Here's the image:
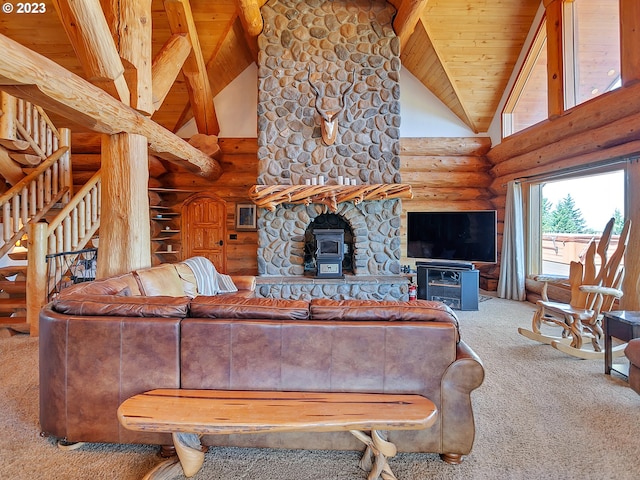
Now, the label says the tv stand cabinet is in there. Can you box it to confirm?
[416,263,479,311]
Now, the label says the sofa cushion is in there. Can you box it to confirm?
[173,262,199,298]
[57,273,141,297]
[133,264,185,296]
[52,295,190,318]
[310,299,459,324]
[189,296,310,320]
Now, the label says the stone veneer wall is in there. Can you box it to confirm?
[256,0,404,289]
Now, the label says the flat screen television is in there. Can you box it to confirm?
[407,210,497,263]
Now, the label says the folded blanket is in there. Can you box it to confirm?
[182,256,237,295]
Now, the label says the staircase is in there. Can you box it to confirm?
[0,93,100,335]
[0,265,27,335]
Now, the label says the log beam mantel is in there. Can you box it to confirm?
[249,184,413,212]
[0,33,222,180]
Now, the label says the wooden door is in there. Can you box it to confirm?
[181,193,227,272]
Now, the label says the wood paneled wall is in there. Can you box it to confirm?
[399,137,499,289]
[157,138,260,275]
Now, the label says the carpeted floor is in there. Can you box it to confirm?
[1,294,639,479]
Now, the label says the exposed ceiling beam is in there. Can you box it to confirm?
[164,0,219,135]
[393,0,430,51]
[113,0,154,115]
[174,14,256,134]
[151,34,192,113]
[0,33,221,179]
[235,0,266,37]
[52,0,130,106]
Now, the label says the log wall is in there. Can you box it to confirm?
[155,137,259,275]
[488,82,640,308]
[69,135,503,283]
[399,137,499,290]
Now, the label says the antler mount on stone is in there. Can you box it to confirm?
[308,68,355,145]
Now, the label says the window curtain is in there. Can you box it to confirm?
[497,181,526,300]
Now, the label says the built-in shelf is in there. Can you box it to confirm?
[248,184,413,212]
[149,187,189,264]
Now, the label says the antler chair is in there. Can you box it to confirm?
[518,217,632,359]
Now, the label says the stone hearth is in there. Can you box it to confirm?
[255,274,409,301]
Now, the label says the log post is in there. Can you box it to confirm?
[117,0,154,114]
[59,128,72,202]
[544,0,565,118]
[27,221,48,336]
[620,0,640,86]
[97,133,151,278]
[621,158,640,310]
[0,92,17,140]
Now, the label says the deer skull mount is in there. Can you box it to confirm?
[308,68,355,145]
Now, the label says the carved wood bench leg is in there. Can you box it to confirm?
[351,429,398,480]
[142,457,182,480]
[172,432,205,478]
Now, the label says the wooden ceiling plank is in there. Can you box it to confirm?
[0,33,221,179]
[394,0,430,51]
[412,20,478,132]
[207,16,254,97]
[164,0,219,135]
[151,34,192,113]
[116,0,154,115]
[52,0,131,105]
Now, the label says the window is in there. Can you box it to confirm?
[503,20,548,137]
[503,0,621,136]
[564,0,621,108]
[528,169,625,276]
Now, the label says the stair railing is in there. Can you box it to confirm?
[27,170,102,336]
[1,94,65,166]
[46,170,101,255]
[0,145,71,258]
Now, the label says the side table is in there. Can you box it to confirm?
[603,311,640,376]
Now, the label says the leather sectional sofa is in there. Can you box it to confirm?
[39,260,485,464]
[625,339,640,394]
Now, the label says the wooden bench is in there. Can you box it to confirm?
[117,389,438,480]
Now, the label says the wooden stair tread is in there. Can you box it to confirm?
[0,298,27,311]
[7,251,27,261]
[0,280,26,293]
[0,266,28,277]
[0,317,28,333]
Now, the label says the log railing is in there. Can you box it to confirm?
[0,94,68,169]
[0,94,73,258]
[0,146,70,258]
[45,170,101,255]
[27,170,102,336]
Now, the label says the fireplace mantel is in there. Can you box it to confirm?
[249,184,413,212]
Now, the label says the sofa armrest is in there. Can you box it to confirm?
[440,340,485,455]
[232,275,256,291]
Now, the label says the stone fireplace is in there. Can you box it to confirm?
[254,0,409,300]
